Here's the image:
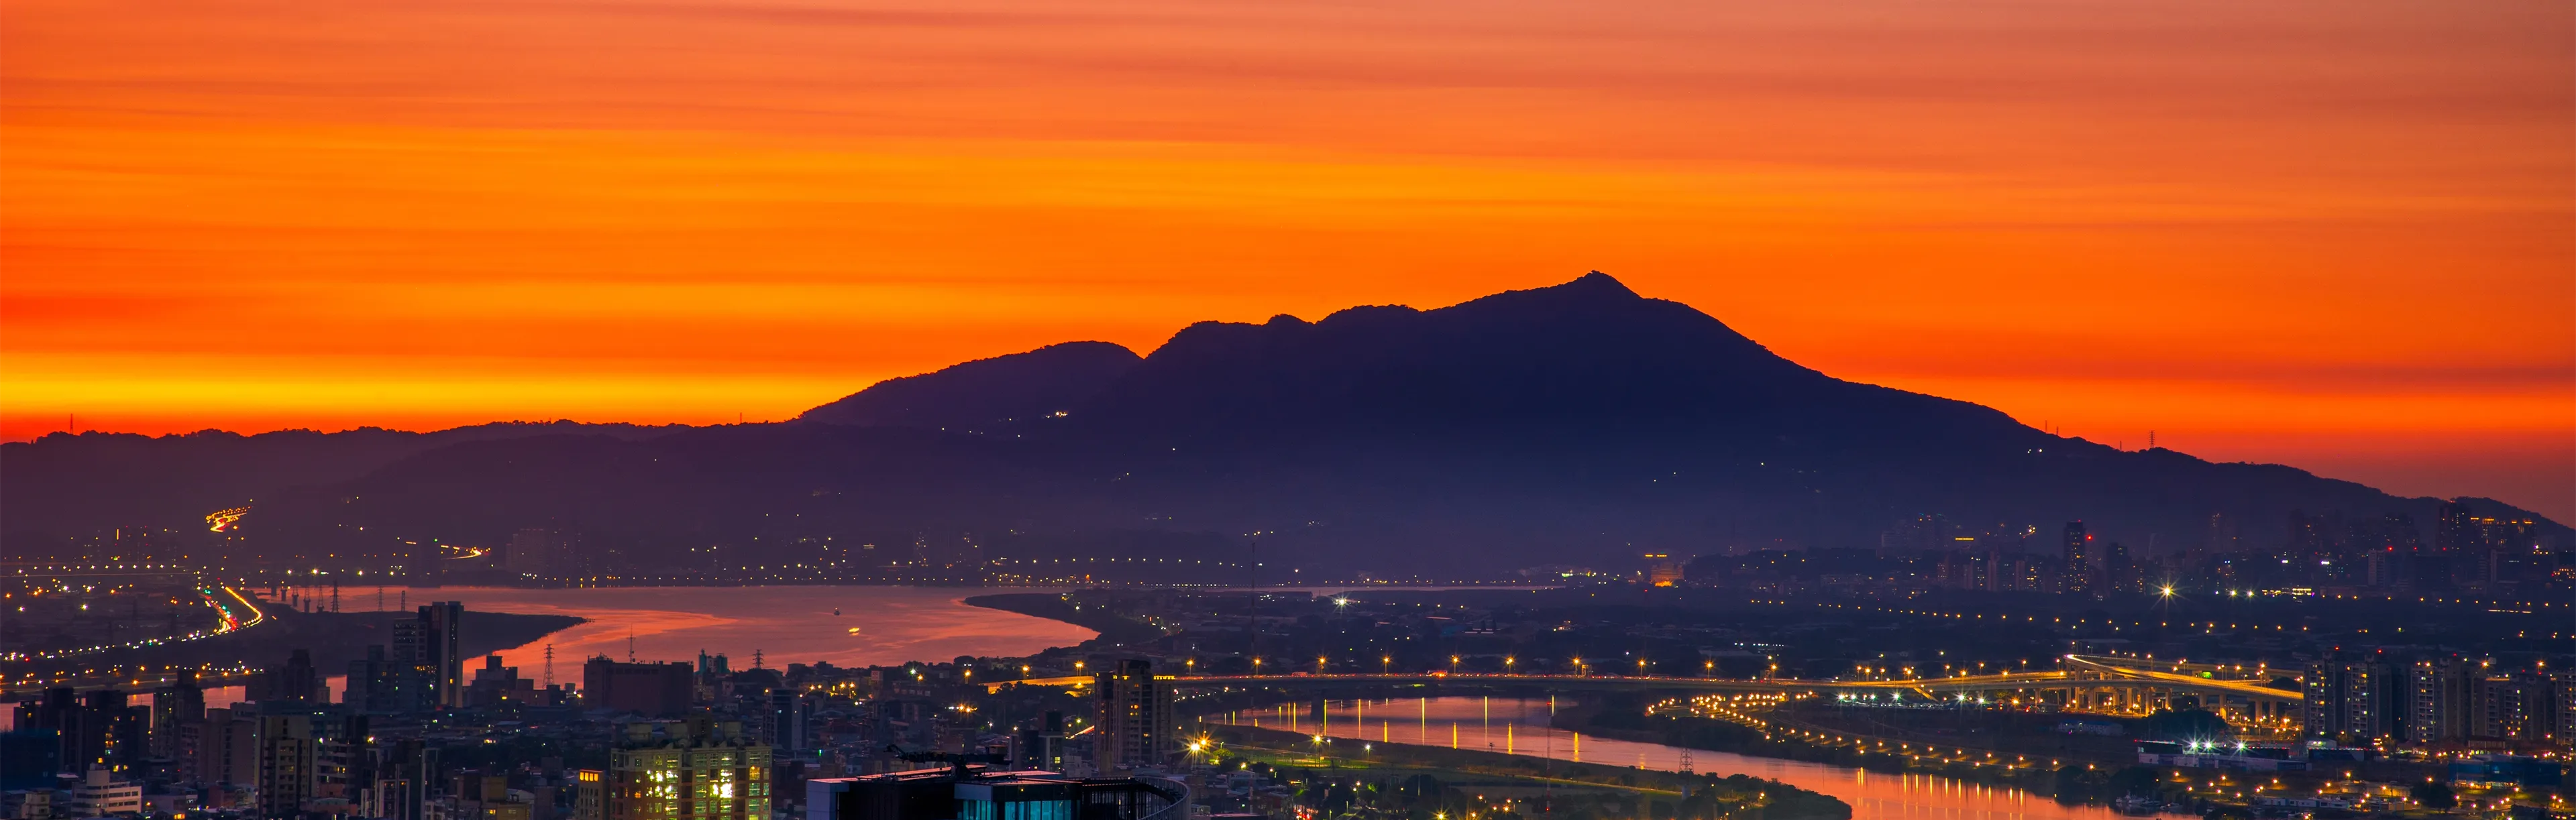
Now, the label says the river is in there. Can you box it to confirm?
[407,585,1095,673]
[5,586,1095,728]
[1210,697,2129,820]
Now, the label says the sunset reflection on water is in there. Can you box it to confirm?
[1214,697,2128,820]
[410,585,1095,672]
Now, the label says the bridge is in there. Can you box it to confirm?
[990,654,2300,727]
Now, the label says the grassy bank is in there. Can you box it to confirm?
[964,593,1161,645]
[1564,697,2212,807]
[1206,723,1851,820]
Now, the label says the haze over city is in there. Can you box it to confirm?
[3,0,2569,518]
[3,4,2573,820]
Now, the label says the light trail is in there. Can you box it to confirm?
[989,668,2300,704]
[205,506,250,532]
[3,585,270,663]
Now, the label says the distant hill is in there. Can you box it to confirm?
[0,421,684,541]
[799,341,1140,432]
[4,274,2564,574]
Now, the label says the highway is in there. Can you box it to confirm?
[2,584,269,664]
[988,656,2300,704]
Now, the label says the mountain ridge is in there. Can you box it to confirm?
[1,273,2562,574]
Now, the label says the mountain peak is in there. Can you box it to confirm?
[800,341,1140,429]
[1563,270,1635,295]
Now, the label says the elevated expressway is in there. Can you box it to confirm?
[992,654,2300,725]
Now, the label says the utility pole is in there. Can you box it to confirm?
[1247,536,1258,675]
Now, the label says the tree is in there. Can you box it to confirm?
[2137,709,2231,743]
[2410,781,2456,809]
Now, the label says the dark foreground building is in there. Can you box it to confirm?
[808,765,1181,820]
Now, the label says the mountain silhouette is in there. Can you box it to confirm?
[800,341,1140,431]
[2,273,2563,575]
[1061,272,2020,449]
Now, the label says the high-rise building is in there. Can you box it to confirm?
[420,602,467,709]
[2424,501,2481,590]
[348,646,400,713]
[584,658,696,717]
[576,768,605,820]
[2103,542,2144,594]
[2555,671,2576,751]
[149,672,205,760]
[258,715,316,819]
[265,649,323,705]
[319,715,375,811]
[2339,661,2400,740]
[0,730,60,789]
[2060,522,2096,594]
[13,687,144,778]
[198,707,260,787]
[2409,658,2473,744]
[362,739,435,820]
[766,690,810,755]
[11,686,145,773]
[73,691,144,776]
[66,766,143,817]
[1092,659,1174,772]
[2473,672,2548,743]
[509,528,584,579]
[2303,660,2343,738]
[604,718,771,820]
[1015,712,1066,772]
[808,766,1177,820]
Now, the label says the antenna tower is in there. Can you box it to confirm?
[545,643,555,687]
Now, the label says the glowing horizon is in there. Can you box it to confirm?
[3,0,2569,518]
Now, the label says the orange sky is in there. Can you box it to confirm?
[3,0,2571,518]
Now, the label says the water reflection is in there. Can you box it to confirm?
[5,586,1093,729]
[368,585,1095,672]
[1210,697,2127,820]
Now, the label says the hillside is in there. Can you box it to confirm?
[3,274,2562,575]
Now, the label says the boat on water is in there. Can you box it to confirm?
[2112,795,2167,815]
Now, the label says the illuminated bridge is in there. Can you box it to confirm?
[991,654,2300,727]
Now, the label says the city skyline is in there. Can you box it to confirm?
[2,0,2570,519]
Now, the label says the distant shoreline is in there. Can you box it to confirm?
[963,592,1156,646]
[3,608,586,698]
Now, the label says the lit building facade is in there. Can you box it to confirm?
[606,719,771,820]
[1092,660,1174,772]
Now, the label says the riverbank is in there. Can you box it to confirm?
[1560,697,2183,809]
[963,592,1164,646]
[1210,723,1852,820]
[5,607,584,697]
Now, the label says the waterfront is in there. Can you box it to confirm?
[3,586,1094,729]
[396,585,1097,672]
[1211,697,2129,820]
